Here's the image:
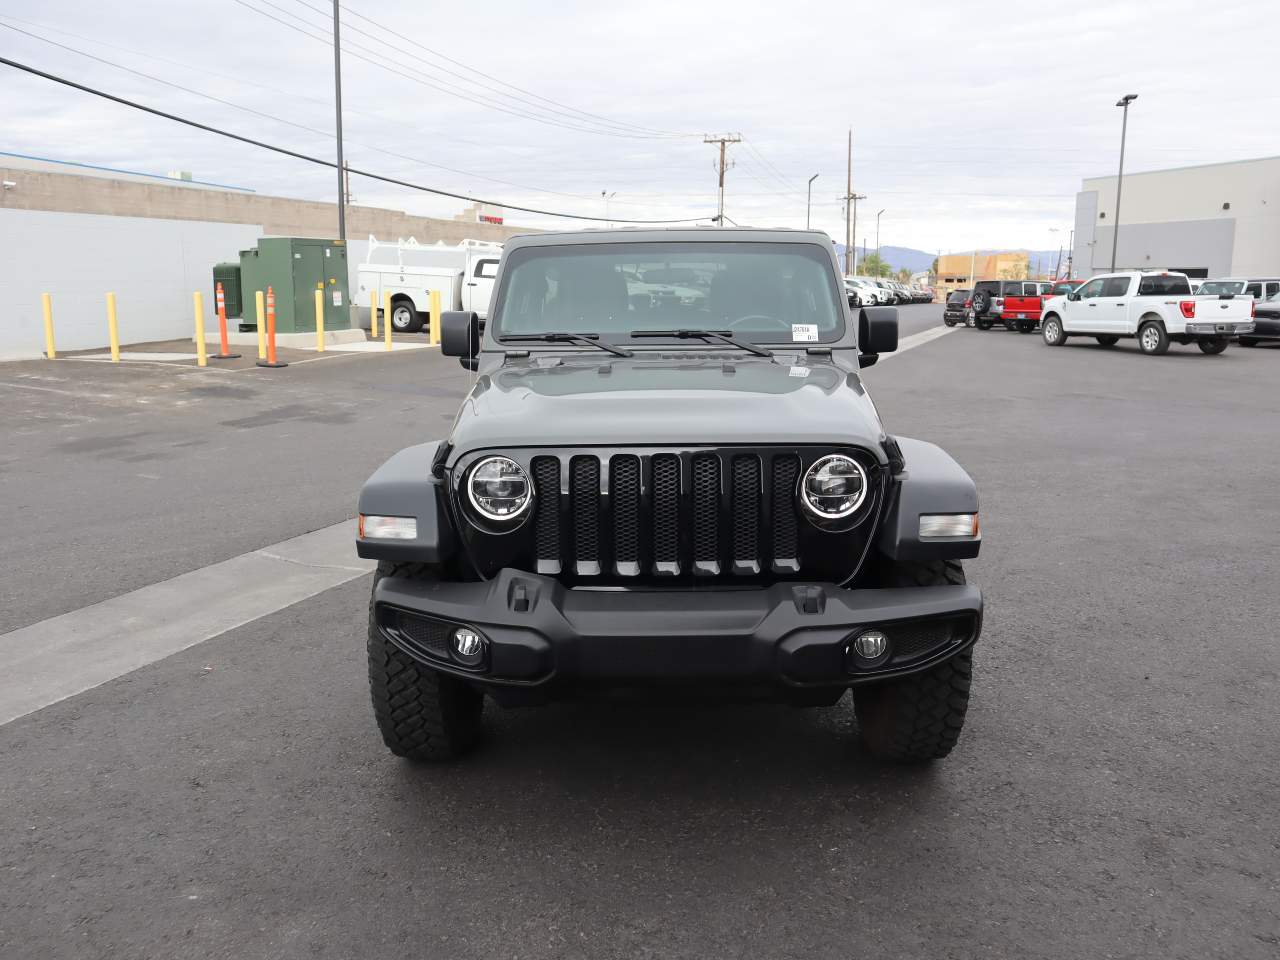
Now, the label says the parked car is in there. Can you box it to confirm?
[357,237,503,333]
[357,227,985,763]
[1197,278,1280,300]
[1239,290,1280,347]
[874,279,902,304]
[848,277,889,305]
[1000,280,1079,333]
[967,279,1033,330]
[943,289,971,326]
[1041,271,1255,355]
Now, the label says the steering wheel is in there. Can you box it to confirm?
[726,314,791,331]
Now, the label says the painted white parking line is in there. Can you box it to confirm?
[877,324,957,360]
[0,520,373,727]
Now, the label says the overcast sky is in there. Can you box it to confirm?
[2,0,1277,253]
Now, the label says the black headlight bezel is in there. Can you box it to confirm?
[798,453,870,527]
[465,455,533,528]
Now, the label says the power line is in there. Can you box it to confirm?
[290,0,691,139]
[231,0,683,141]
[0,55,710,223]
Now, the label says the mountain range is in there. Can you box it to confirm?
[834,244,1068,276]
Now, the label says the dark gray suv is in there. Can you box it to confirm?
[356,229,984,764]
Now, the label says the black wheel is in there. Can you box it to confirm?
[1198,337,1229,355]
[1095,335,1119,346]
[971,291,992,316]
[1042,314,1066,346]
[943,316,956,327]
[1137,319,1169,355]
[390,300,423,333]
[1003,320,1017,332]
[853,559,973,763]
[975,318,994,331]
[368,561,484,760]
[1239,337,1258,347]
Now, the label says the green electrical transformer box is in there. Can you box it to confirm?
[237,238,350,334]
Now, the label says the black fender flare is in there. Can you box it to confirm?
[356,441,454,563]
[877,437,981,562]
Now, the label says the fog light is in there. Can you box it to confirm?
[451,627,486,666]
[853,629,888,660]
[919,513,979,539]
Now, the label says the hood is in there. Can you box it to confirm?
[445,354,887,456]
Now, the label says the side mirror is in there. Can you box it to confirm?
[441,310,479,357]
[459,356,478,371]
[1067,292,1081,302]
[859,306,899,355]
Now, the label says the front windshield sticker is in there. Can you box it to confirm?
[788,366,810,378]
[791,324,819,342]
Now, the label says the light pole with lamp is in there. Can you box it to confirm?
[1111,94,1138,271]
[601,191,617,228]
[805,173,819,229]
[875,209,885,273]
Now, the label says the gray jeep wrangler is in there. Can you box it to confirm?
[357,229,983,763]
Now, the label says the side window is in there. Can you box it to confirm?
[1266,282,1280,298]
[1076,279,1106,299]
[474,258,500,279]
[1245,282,1263,297]
[1102,277,1131,297]
[1039,283,1053,295]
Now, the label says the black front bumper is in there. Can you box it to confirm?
[373,569,983,699]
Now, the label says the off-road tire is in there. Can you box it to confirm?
[1238,337,1257,347]
[943,316,956,327]
[1042,314,1067,346]
[1138,319,1169,355]
[853,559,974,763]
[368,561,484,760]
[975,317,994,331]
[1095,335,1119,346]
[971,291,992,317]
[390,300,423,333]
[1197,337,1229,355]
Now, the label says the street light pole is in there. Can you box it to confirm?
[601,191,616,228]
[806,173,819,229]
[1111,93,1138,272]
[875,209,884,269]
[331,0,346,242]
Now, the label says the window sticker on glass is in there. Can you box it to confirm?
[788,366,811,378]
[791,324,819,342]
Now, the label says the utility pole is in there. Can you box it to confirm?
[806,173,819,229]
[1067,228,1075,278]
[875,209,885,268]
[851,194,866,274]
[969,249,978,287]
[704,134,741,226]
[1111,94,1138,271]
[331,0,346,241]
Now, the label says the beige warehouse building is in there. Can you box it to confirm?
[934,252,1030,300]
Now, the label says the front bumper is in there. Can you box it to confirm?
[373,568,983,696]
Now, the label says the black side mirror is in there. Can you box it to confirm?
[1067,292,1081,302]
[459,356,478,371]
[859,306,899,355]
[441,310,479,357]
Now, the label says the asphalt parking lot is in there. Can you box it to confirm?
[2,305,1278,959]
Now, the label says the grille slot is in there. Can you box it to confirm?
[611,455,641,575]
[396,612,451,660]
[771,455,800,571]
[532,457,561,574]
[731,455,761,574]
[571,456,601,575]
[652,454,681,573]
[691,454,721,574]
[889,619,962,662]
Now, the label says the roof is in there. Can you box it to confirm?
[502,227,836,248]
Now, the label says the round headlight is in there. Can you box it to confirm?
[800,454,867,519]
[467,456,531,521]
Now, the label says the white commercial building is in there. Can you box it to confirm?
[1072,156,1280,278]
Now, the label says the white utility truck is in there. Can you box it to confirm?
[1041,270,1255,355]
[357,236,502,334]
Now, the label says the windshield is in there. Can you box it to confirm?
[492,242,844,343]
[1196,280,1245,296]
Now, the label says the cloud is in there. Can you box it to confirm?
[2,0,1276,249]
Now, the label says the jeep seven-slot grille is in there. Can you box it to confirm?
[529,451,806,580]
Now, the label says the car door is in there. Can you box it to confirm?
[1062,277,1106,331]
[1099,275,1133,333]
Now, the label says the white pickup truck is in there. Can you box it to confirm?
[1040,271,1255,355]
[356,237,502,334]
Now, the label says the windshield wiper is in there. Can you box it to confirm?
[499,332,633,357]
[629,328,774,357]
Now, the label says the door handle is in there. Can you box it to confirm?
[1116,302,1126,306]
[1088,303,1097,307]
[466,282,477,287]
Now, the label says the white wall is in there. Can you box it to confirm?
[0,209,262,360]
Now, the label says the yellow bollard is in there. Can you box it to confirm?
[41,293,56,359]
[193,291,208,367]
[383,290,392,351]
[106,292,120,362]
[255,290,266,360]
[429,289,442,346]
[369,287,379,339]
[314,288,326,352]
